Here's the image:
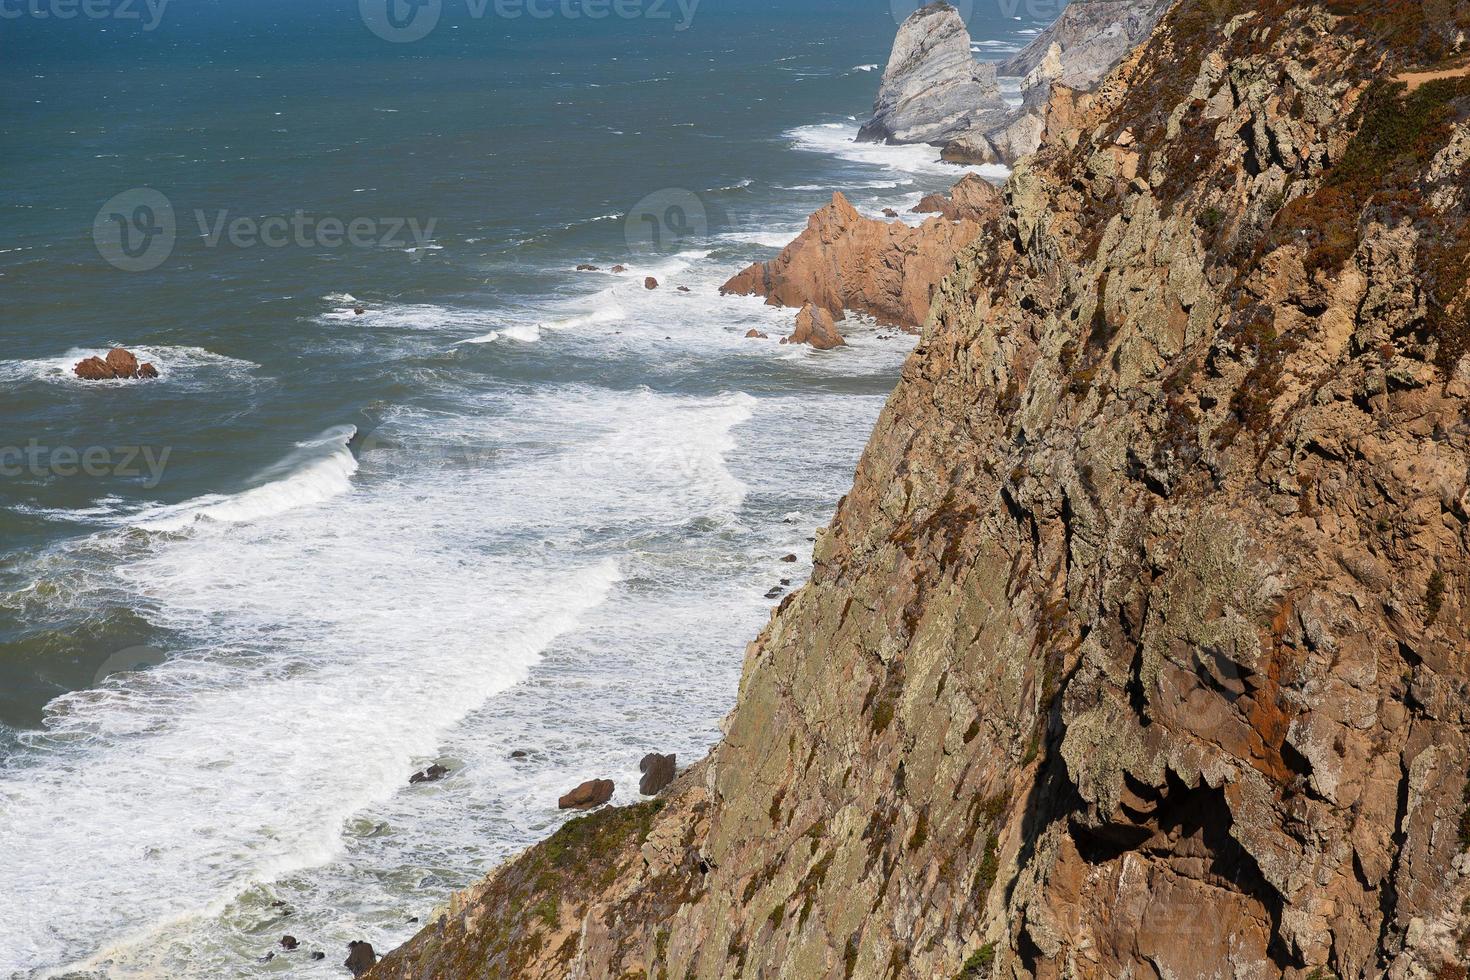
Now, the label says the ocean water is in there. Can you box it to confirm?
[0,1,1049,976]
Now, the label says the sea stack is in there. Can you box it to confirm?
[856,2,1008,145]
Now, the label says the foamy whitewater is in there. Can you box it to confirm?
[0,3,1039,975]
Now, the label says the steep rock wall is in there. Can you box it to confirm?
[371,2,1470,977]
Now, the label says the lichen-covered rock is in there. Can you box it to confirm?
[371,3,1470,978]
[857,2,1008,145]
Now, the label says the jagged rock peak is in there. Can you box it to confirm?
[857,1,1008,145]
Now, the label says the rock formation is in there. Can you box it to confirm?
[911,172,1006,222]
[720,188,1001,333]
[74,348,159,381]
[370,2,1470,978]
[997,0,1174,84]
[558,779,615,811]
[857,2,1009,145]
[345,941,378,978]
[906,0,1173,167]
[639,754,678,796]
[781,303,845,350]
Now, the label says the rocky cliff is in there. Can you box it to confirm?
[997,0,1174,85]
[858,2,1009,146]
[370,2,1470,977]
[944,0,1173,166]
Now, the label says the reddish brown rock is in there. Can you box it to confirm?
[644,277,659,290]
[719,188,998,333]
[910,173,1006,222]
[610,265,627,273]
[744,329,768,339]
[557,779,614,811]
[73,357,114,381]
[882,207,900,218]
[781,303,845,351]
[104,348,139,376]
[73,348,158,382]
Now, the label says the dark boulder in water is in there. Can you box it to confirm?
[280,935,299,951]
[576,264,599,271]
[644,277,659,290]
[409,764,450,785]
[345,941,378,977]
[610,264,627,273]
[558,779,614,810]
[509,750,528,759]
[638,753,676,796]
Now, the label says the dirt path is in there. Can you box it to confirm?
[1394,60,1470,92]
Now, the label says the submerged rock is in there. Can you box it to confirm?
[610,264,627,273]
[558,779,614,811]
[857,2,1008,145]
[638,753,677,796]
[409,764,450,785]
[280,936,299,951]
[576,264,600,271]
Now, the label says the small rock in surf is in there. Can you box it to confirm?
[639,753,677,796]
[409,764,450,785]
[558,779,615,810]
[345,941,378,977]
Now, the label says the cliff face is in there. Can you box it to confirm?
[997,0,1174,85]
[944,0,1173,166]
[858,2,1009,145]
[371,2,1470,978]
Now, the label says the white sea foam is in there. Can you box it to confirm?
[129,426,360,531]
[788,123,1011,182]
